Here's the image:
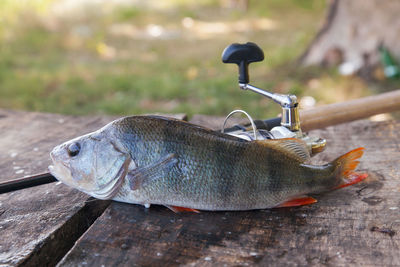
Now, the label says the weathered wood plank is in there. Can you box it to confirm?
[0,109,185,266]
[0,109,118,182]
[0,109,117,266]
[57,118,400,266]
[0,184,109,266]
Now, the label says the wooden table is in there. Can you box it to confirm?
[0,109,399,266]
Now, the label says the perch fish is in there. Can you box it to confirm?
[49,116,367,212]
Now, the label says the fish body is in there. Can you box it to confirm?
[49,116,366,211]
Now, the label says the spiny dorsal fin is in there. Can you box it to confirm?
[255,138,310,162]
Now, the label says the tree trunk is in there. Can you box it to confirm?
[300,0,400,70]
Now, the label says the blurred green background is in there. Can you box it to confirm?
[0,0,398,119]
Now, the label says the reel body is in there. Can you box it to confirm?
[221,43,326,157]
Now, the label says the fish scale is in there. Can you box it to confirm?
[49,115,367,211]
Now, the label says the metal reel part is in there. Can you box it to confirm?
[221,42,327,156]
[221,110,326,156]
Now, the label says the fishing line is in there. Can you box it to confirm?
[221,109,260,140]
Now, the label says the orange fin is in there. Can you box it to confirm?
[334,147,364,176]
[333,147,367,188]
[335,172,368,189]
[166,205,200,213]
[276,196,317,208]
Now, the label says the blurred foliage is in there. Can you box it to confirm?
[0,0,395,118]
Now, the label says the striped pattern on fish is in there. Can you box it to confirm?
[49,115,367,212]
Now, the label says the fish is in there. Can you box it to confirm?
[49,115,367,212]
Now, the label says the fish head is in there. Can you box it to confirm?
[49,127,132,199]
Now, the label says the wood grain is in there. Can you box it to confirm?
[0,184,109,266]
[57,118,400,266]
[0,109,116,266]
[0,109,117,183]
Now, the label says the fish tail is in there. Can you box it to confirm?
[332,147,368,189]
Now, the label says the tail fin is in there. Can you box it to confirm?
[332,147,368,189]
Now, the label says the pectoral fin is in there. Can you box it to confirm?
[276,196,317,208]
[127,153,179,190]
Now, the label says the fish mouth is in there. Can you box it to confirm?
[48,161,70,183]
[48,163,79,190]
[50,158,130,200]
[49,150,71,182]
[89,156,131,200]
[49,158,127,199]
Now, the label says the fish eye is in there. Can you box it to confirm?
[67,142,81,157]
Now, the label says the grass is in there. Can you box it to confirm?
[0,0,398,119]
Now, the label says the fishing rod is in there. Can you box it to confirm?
[223,89,400,133]
[1,43,400,194]
[0,173,57,194]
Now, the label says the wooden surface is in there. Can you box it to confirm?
[0,109,117,182]
[0,109,117,266]
[1,110,399,266]
[0,184,109,266]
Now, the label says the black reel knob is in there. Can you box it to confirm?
[222,42,264,84]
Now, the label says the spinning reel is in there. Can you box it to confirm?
[221,42,326,156]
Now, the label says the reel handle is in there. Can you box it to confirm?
[221,42,264,84]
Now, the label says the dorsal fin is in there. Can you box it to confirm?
[255,138,310,162]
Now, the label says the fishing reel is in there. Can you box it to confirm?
[221,42,326,156]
